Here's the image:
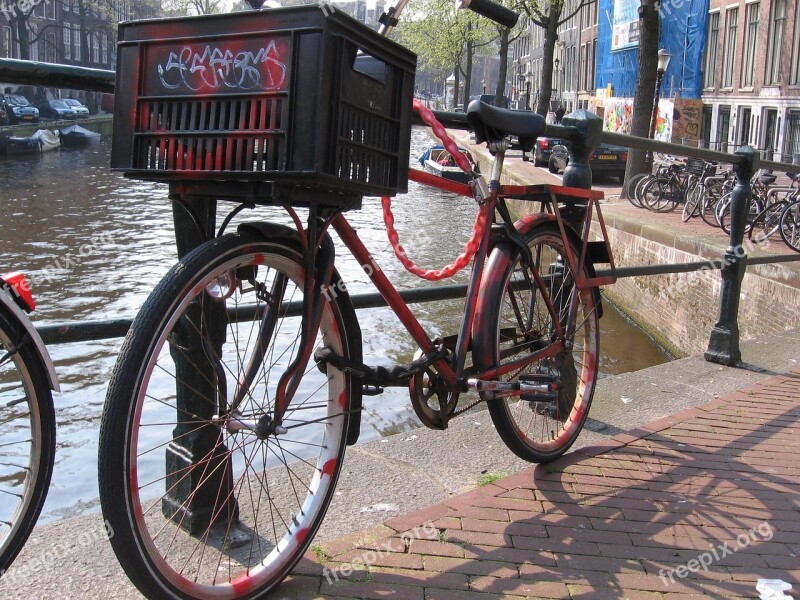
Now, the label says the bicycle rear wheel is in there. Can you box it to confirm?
[0,303,56,573]
[473,223,600,463]
[98,231,357,600]
[641,177,681,212]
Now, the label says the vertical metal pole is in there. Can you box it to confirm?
[162,196,239,534]
[704,146,759,366]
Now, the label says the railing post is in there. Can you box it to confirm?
[162,196,240,535]
[561,109,602,191]
[704,146,759,366]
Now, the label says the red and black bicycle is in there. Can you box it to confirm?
[98,1,615,598]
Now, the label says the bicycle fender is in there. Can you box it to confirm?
[0,292,60,392]
[236,222,364,445]
[489,214,604,319]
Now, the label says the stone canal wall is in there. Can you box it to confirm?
[598,207,800,357]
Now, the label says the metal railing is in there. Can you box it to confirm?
[4,57,800,366]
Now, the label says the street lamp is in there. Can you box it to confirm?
[554,57,560,104]
[649,49,672,141]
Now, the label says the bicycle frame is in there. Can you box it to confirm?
[253,144,613,428]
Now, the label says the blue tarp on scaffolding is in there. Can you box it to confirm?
[596,0,709,99]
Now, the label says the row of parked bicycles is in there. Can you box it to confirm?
[626,155,800,252]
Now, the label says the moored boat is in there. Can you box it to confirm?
[418,145,479,183]
[59,124,100,147]
[1,129,60,154]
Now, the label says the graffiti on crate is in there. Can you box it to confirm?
[156,38,289,93]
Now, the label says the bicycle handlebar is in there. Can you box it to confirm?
[456,0,520,29]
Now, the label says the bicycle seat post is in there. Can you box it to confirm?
[486,141,509,190]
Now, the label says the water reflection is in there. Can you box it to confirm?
[0,127,668,521]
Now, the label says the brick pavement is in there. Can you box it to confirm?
[275,368,800,599]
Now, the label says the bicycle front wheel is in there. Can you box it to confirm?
[0,303,56,573]
[779,199,800,252]
[474,223,600,463]
[98,231,357,600]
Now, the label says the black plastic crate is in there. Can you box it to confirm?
[111,6,416,203]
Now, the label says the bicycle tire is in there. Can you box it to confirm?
[624,173,648,208]
[749,200,788,243]
[682,184,702,222]
[473,222,600,463]
[699,181,726,227]
[0,303,56,574]
[719,193,760,235]
[633,174,654,208]
[641,177,681,212]
[779,199,800,253]
[98,231,358,600]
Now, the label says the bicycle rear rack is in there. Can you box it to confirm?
[500,184,616,289]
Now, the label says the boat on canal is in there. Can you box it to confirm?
[418,145,479,183]
[0,129,60,154]
[59,124,100,147]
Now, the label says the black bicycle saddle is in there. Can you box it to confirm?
[467,100,546,152]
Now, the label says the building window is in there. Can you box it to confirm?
[765,0,786,84]
[791,0,800,84]
[46,33,56,62]
[101,32,108,64]
[785,111,800,159]
[48,0,56,19]
[93,33,100,63]
[740,2,759,88]
[722,7,738,88]
[717,106,731,153]
[701,106,713,148]
[703,12,720,88]
[738,107,752,147]
[64,27,71,60]
[74,24,81,60]
[2,26,11,58]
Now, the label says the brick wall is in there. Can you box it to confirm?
[601,220,800,357]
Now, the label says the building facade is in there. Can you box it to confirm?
[700,0,800,160]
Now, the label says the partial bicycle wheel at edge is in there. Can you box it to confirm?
[473,223,600,463]
[0,304,56,574]
[98,231,357,600]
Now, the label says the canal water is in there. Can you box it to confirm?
[0,126,669,522]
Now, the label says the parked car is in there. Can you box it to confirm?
[37,99,78,120]
[0,103,7,125]
[548,143,629,181]
[63,98,90,118]
[2,95,40,124]
[532,136,561,166]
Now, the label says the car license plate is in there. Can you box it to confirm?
[598,154,616,160]
[23,116,34,121]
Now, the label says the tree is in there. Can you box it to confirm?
[399,0,495,110]
[492,3,526,107]
[621,0,660,194]
[516,0,589,116]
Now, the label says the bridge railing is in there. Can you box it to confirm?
[3,57,800,366]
